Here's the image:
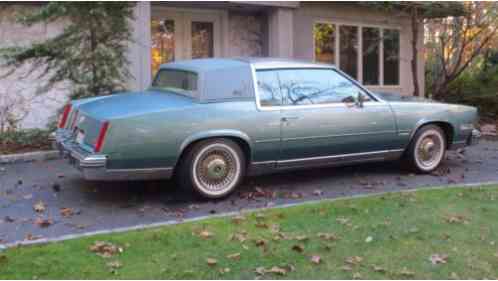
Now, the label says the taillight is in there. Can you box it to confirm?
[94,121,110,153]
[70,110,79,129]
[58,104,72,128]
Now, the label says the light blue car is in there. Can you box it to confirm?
[56,58,480,199]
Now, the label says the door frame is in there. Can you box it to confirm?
[151,6,228,61]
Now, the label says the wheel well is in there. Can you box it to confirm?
[419,121,454,148]
[174,136,251,174]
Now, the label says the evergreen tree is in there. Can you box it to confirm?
[1,2,135,99]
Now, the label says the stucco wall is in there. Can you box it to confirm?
[228,12,267,57]
[0,5,69,130]
[292,3,425,97]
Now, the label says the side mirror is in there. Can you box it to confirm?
[355,92,364,108]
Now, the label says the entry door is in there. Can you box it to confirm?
[276,68,398,166]
[151,8,223,76]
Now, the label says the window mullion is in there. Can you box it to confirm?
[379,28,384,86]
[335,24,340,67]
[358,26,363,84]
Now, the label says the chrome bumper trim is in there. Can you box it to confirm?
[55,129,173,181]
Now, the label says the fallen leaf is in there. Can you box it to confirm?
[268,266,287,275]
[430,253,449,265]
[292,244,305,253]
[229,232,247,242]
[25,233,42,241]
[33,201,46,213]
[295,235,309,242]
[226,253,241,260]
[399,267,415,277]
[317,232,338,241]
[310,255,321,264]
[4,216,15,223]
[255,239,267,247]
[345,256,363,265]
[219,267,230,274]
[255,222,268,229]
[106,260,122,270]
[198,230,214,239]
[336,217,350,225]
[231,215,245,224]
[89,241,123,258]
[372,265,386,273]
[353,272,362,279]
[206,258,217,266]
[255,267,266,275]
[60,207,74,218]
[444,214,469,224]
[34,217,53,228]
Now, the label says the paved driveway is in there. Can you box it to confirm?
[1,140,498,245]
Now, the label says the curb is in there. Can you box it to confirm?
[0,150,60,165]
[2,181,498,250]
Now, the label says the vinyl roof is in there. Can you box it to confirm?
[160,57,335,73]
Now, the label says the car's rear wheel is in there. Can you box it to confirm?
[404,125,446,173]
[176,138,245,199]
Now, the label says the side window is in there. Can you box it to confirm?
[256,70,282,107]
[277,69,372,106]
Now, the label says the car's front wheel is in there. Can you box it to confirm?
[177,138,245,199]
[404,125,447,173]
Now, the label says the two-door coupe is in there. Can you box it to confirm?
[55,58,480,198]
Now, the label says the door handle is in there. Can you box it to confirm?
[281,116,299,122]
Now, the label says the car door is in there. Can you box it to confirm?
[276,68,398,167]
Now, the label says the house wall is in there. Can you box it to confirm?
[0,5,70,130]
[292,3,425,97]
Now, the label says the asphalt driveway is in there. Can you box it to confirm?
[1,140,498,245]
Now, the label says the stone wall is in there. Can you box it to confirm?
[0,5,69,130]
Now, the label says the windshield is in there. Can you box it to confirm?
[151,69,198,98]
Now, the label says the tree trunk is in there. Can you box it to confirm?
[411,8,420,97]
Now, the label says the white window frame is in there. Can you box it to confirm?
[312,20,401,87]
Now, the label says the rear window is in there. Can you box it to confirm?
[152,69,198,98]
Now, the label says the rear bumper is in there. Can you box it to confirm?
[55,129,173,181]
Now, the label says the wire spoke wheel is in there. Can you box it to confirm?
[192,142,242,197]
[414,128,445,171]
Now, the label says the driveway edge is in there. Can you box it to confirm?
[1,181,498,251]
[0,150,59,165]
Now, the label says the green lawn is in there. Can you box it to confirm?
[1,185,498,279]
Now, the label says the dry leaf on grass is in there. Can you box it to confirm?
[291,244,305,253]
[226,253,241,260]
[317,232,339,241]
[310,255,321,264]
[89,241,123,258]
[430,253,449,265]
[206,258,217,266]
[197,229,214,239]
[345,256,363,265]
[231,215,245,224]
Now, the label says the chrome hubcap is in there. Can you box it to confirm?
[416,133,443,168]
[195,146,238,193]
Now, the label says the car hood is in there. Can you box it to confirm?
[373,91,436,103]
[76,90,195,120]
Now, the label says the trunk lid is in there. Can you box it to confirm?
[68,90,194,151]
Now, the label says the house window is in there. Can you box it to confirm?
[151,19,175,77]
[314,23,400,86]
[314,23,336,65]
[383,29,400,85]
[362,27,380,85]
[339,25,358,79]
[191,21,214,59]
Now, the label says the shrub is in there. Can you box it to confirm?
[0,129,52,154]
